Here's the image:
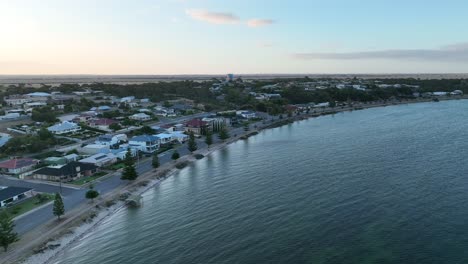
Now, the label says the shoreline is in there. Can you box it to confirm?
[4,96,466,264]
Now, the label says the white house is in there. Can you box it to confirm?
[171,131,189,143]
[236,111,256,119]
[129,135,160,153]
[155,133,173,145]
[95,134,127,146]
[0,187,33,207]
[130,113,151,121]
[79,153,117,167]
[47,121,81,135]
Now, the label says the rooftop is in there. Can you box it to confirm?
[0,187,33,201]
[0,158,38,169]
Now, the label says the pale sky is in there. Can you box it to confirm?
[1,0,468,75]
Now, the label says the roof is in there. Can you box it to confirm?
[130,135,159,142]
[97,135,113,142]
[131,113,150,118]
[91,118,117,126]
[79,153,116,164]
[48,121,80,132]
[0,187,32,201]
[155,133,172,139]
[185,119,208,128]
[27,92,51,97]
[0,158,38,169]
[35,162,98,177]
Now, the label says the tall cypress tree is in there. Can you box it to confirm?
[121,148,138,180]
[53,193,65,220]
[152,152,160,169]
[188,131,198,152]
[205,131,213,149]
[0,210,19,252]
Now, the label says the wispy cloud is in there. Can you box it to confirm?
[293,43,468,62]
[247,19,275,28]
[185,9,240,25]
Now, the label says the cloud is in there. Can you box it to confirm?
[185,9,240,25]
[247,19,275,28]
[293,43,468,62]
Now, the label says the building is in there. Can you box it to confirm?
[236,111,257,119]
[0,158,39,178]
[43,157,67,166]
[0,187,33,207]
[171,131,189,143]
[202,117,230,132]
[81,144,110,155]
[155,133,173,145]
[47,121,81,135]
[79,153,117,167]
[130,113,151,121]
[88,118,118,131]
[129,135,160,153]
[33,162,98,182]
[95,134,127,146]
[185,119,210,135]
[120,96,135,103]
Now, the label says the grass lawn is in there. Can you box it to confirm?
[69,171,108,185]
[6,193,54,217]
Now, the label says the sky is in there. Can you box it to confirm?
[1,0,468,75]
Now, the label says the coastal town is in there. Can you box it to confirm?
[0,74,467,262]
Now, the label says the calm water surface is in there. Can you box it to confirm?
[55,100,468,264]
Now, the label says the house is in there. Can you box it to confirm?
[33,162,99,182]
[0,187,33,207]
[99,146,137,160]
[129,135,160,153]
[120,96,135,103]
[171,131,189,143]
[155,133,173,145]
[236,111,256,119]
[44,157,67,166]
[130,113,151,121]
[88,118,118,131]
[47,121,81,135]
[81,144,110,155]
[451,90,463,95]
[64,153,79,162]
[95,134,127,146]
[79,153,117,167]
[185,119,210,135]
[202,117,230,132]
[0,158,39,178]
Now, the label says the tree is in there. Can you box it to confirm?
[85,185,99,202]
[0,210,19,252]
[243,122,249,132]
[205,131,213,149]
[38,127,54,140]
[152,153,160,169]
[219,126,230,141]
[188,131,198,152]
[53,193,65,220]
[171,150,180,161]
[109,123,122,131]
[121,149,138,180]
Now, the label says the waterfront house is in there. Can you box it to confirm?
[155,133,173,145]
[47,121,81,135]
[129,135,160,153]
[33,162,98,182]
[171,131,189,143]
[202,117,230,132]
[0,158,39,178]
[0,187,33,207]
[184,119,210,135]
[79,153,117,167]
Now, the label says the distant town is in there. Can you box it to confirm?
[0,74,467,260]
